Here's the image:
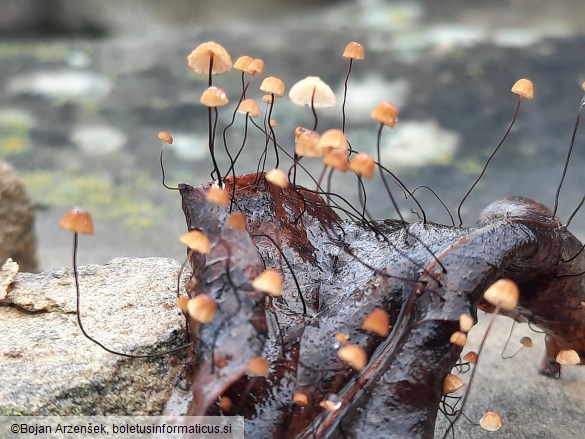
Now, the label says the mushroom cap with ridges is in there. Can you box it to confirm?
[556,349,581,365]
[338,344,367,371]
[479,412,502,432]
[60,207,94,235]
[289,76,337,109]
[483,278,519,310]
[237,99,260,118]
[362,308,390,337]
[349,153,376,179]
[187,41,233,75]
[371,102,399,127]
[157,131,173,144]
[318,129,348,152]
[233,55,253,73]
[187,294,217,323]
[246,357,269,376]
[511,78,534,100]
[179,230,211,254]
[323,149,349,172]
[252,269,283,297]
[206,187,230,207]
[343,42,365,60]
[260,76,285,97]
[265,169,288,188]
[443,374,465,395]
[200,86,229,107]
[247,58,265,75]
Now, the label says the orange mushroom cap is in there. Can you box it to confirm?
[252,269,283,297]
[60,207,94,235]
[338,344,367,371]
[511,78,534,100]
[483,278,519,310]
[200,86,229,107]
[343,42,365,61]
[265,169,289,188]
[187,41,233,75]
[179,230,211,254]
[237,99,260,118]
[362,308,390,337]
[233,55,254,74]
[157,131,173,144]
[371,102,399,127]
[187,294,217,323]
[260,76,285,97]
[349,153,376,179]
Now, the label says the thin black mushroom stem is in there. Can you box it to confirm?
[341,41,365,134]
[552,85,585,220]
[157,131,180,191]
[456,78,534,227]
[60,207,191,359]
[259,76,286,171]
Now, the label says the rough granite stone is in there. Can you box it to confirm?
[0,257,187,416]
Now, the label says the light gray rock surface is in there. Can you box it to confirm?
[0,257,187,416]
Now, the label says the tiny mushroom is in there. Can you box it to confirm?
[246,357,270,376]
[343,41,365,61]
[511,78,534,100]
[337,344,368,371]
[179,230,211,254]
[237,99,260,118]
[227,211,247,231]
[187,41,233,75]
[260,76,286,97]
[265,169,289,188]
[483,278,519,311]
[556,349,581,365]
[60,207,94,235]
[450,331,467,347]
[252,269,284,297]
[371,102,399,127]
[479,411,502,432]
[187,294,217,323]
[206,187,230,207]
[443,374,465,395]
[157,131,173,144]
[289,76,337,109]
[200,86,229,107]
[349,153,376,179]
[361,308,390,337]
[295,128,322,158]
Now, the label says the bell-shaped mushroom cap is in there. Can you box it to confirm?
[449,331,467,347]
[463,351,478,364]
[218,396,232,411]
[200,86,229,107]
[323,149,349,172]
[187,41,233,75]
[511,78,534,100]
[60,207,94,235]
[318,129,348,152]
[343,42,365,61]
[479,412,502,432]
[289,76,337,109]
[262,94,274,104]
[293,393,309,407]
[246,357,270,376]
[556,349,581,365]
[227,211,247,231]
[459,313,475,333]
[361,308,390,337]
[252,269,283,297]
[295,128,322,158]
[157,131,173,144]
[237,99,260,118]
[349,153,376,179]
[483,278,519,310]
[520,336,533,348]
[265,169,288,188]
[179,230,211,254]
[260,76,285,97]
[187,294,217,323]
[371,102,399,127]
[337,344,367,371]
[247,58,265,75]
[233,55,253,73]
[206,187,230,206]
[443,374,465,395]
